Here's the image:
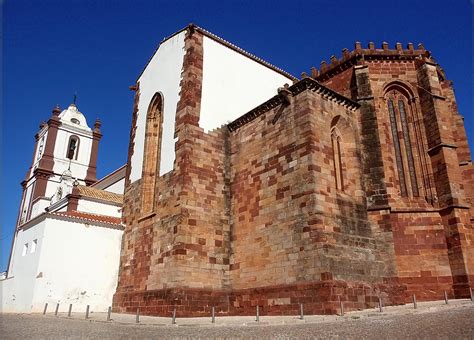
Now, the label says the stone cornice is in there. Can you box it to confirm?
[227,77,359,132]
[18,210,124,232]
[427,143,458,156]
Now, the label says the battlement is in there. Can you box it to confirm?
[306,42,434,82]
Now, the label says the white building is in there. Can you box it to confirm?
[1,103,125,313]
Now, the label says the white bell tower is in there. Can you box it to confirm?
[17,103,102,225]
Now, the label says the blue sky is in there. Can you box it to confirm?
[1,0,472,271]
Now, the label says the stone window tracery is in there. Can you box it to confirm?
[385,83,424,198]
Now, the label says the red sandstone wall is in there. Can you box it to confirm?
[229,88,396,291]
[316,45,473,299]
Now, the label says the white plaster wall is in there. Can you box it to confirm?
[30,199,51,220]
[200,36,293,132]
[1,217,123,313]
[0,221,46,312]
[44,174,62,198]
[129,31,186,182]
[53,128,93,180]
[77,199,121,217]
[30,130,48,176]
[103,178,125,194]
[30,174,70,219]
[20,183,33,223]
[32,219,123,312]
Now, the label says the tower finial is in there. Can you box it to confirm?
[52,104,61,116]
[73,91,77,105]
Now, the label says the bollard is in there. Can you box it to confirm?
[299,303,304,320]
[68,304,72,317]
[43,303,48,315]
[444,291,448,305]
[107,306,112,321]
[470,288,474,302]
[55,303,59,316]
[378,297,383,312]
[256,305,260,322]
[136,308,140,323]
[339,296,344,316]
[211,306,215,324]
[413,294,417,309]
[85,305,90,319]
[172,308,176,324]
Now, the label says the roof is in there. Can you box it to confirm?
[75,185,123,205]
[50,211,122,228]
[18,210,124,231]
[227,77,359,132]
[136,24,297,82]
[91,165,126,190]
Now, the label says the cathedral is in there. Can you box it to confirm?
[2,24,473,316]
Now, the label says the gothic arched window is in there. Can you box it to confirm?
[66,136,80,160]
[141,93,164,214]
[331,116,344,191]
[385,84,419,198]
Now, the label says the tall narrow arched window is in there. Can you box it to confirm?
[141,93,163,214]
[331,126,344,192]
[385,84,420,198]
[66,136,80,160]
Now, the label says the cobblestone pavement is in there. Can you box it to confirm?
[1,301,473,339]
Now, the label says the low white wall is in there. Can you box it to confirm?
[1,217,123,313]
[77,199,121,217]
[1,220,46,313]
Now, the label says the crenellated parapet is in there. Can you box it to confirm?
[308,42,434,82]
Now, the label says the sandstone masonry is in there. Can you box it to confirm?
[113,26,474,316]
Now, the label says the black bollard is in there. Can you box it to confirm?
[444,291,448,305]
[43,303,48,315]
[413,294,417,309]
[378,297,383,312]
[107,306,112,321]
[55,303,59,316]
[299,303,304,320]
[256,305,259,322]
[85,305,90,319]
[211,306,215,324]
[136,308,140,323]
[68,304,72,317]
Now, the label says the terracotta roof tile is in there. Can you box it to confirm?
[50,211,123,228]
[75,185,123,204]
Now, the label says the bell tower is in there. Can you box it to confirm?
[16,103,102,225]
